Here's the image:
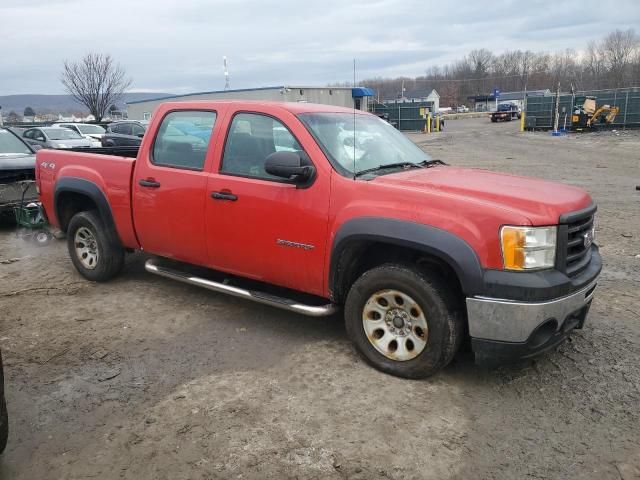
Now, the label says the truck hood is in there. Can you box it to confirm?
[372,166,592,224]
[0,153,36,171]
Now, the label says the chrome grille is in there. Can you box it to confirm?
[560,207,596,277]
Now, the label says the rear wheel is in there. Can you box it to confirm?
[67,211,124,282]
[345,264,464,379]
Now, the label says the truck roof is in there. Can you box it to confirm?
[158,100,369,115]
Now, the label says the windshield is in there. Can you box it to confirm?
[43,128,83,140]
[0,129,32,155]
[298,113,430,176]
[76,125,105,134]
[497,104,513,111]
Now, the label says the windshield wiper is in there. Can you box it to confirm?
[354,159,446,177]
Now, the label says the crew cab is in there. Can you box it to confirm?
[36,101,601,378]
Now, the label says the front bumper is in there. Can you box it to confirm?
[466,247,601,365]
[0,182,38,214]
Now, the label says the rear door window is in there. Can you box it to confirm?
[152,111,217,170]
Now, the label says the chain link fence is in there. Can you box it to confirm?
[370,101,434,131]
[525,87,640,130]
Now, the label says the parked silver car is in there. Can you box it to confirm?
[55,123,105,147]
[22,127,93,149]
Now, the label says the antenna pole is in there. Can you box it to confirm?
[353,58,357,180]
[223,56,230,91]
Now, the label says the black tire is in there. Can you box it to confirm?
[104,140,116,147]
[491,117,497,123]
[345,264,464,379]
[0,395,7,455]
[66,210,124,282]
[0,350,7,454]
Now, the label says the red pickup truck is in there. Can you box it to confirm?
[36,101,601,378]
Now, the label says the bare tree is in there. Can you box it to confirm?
[585,41,606,89]
[361,29,640,105]
[601,29,639,87]
[468,49,493,76]
[61,53,132,122]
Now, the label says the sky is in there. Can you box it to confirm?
[1,0,639,96]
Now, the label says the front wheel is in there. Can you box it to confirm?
[0,395,7,454]
[345,264,464,379]
[67,211,124,282]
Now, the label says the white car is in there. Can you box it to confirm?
[55,123,105,147]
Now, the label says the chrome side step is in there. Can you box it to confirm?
[145,259,340,317]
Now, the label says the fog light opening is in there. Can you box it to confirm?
[529,319,558,348]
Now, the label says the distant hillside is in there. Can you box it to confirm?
[0,92,172,115]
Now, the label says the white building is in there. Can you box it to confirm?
[126,86,374,121]
[382,89,440,113]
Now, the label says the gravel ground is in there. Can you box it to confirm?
[0,118,638,479]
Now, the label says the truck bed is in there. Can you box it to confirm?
[36,148,140,248]
[69,146,139,158]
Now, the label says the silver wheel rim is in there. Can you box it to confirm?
[362,289,429,362]
[74,226,99,270]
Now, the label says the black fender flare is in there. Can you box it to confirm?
[329,217,484,299]
[53,177,121,245]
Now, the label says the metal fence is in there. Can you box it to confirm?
[525,87,640,130]
[370,101,431,131]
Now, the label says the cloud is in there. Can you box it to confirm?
[0,0,639,95]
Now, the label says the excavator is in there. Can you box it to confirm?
[572,96,620,131]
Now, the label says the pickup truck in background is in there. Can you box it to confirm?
[491,103,521,122]
[36,101,601,378]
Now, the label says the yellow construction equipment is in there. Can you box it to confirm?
[572,96,620,130]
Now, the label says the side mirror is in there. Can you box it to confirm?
[264,151,315,185]
[137,133,145,138]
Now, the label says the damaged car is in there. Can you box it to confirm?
[0,127,38,220]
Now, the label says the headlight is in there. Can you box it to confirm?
[500,226,557,271]
[56,143,68,148]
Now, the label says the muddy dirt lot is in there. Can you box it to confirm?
[0,118,638,479]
